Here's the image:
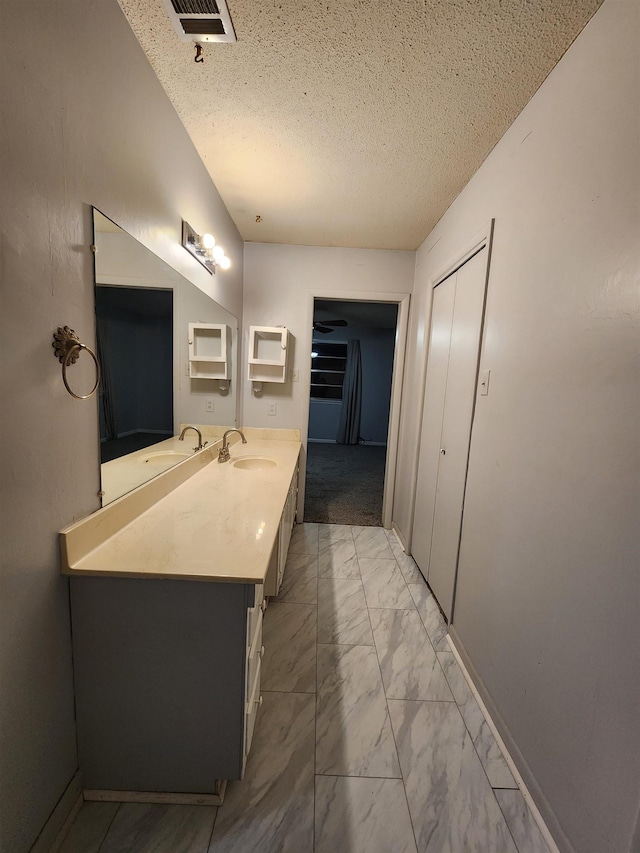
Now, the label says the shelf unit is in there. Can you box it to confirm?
[247,326,289,384]
[188,323,229,380]
[310,340,347,400]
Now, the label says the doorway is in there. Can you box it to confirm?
[300,292,410,528]
[411,225,492,620]
[96,286,174,463]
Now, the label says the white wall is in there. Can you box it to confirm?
[242,243,414,434]
[395,3,640,851]
[0,1,242,850]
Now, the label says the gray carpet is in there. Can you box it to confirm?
[303,443,387,526]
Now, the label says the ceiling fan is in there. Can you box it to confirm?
[313,318,348,334]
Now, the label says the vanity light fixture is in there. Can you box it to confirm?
[181,220,231,274]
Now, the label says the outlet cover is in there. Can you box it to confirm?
[267,402,277,416]
[205,399,214,412]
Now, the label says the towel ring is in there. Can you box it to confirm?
[52,326,101,400]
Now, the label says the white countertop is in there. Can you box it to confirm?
[60,432,301,584]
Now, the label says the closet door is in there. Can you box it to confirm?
[411,273,456,575]
[412,247,487,620]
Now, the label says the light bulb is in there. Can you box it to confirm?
[219,255,231,270]
[212,245,225,263]
[201,233,215,249]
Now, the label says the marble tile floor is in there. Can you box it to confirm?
[59,523,551,853]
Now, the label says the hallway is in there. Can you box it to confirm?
[59,524,550,853]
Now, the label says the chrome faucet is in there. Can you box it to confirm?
[179,425,208,452]
[218,428,247,463]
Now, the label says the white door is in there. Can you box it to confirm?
[412,246,488,620]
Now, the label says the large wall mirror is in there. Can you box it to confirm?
[93,209,238,505]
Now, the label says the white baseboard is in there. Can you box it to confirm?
[30,771,82,853]
[446,631,562,853]
[389,523,409,552]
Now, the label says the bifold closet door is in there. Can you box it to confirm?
[412,247,487,620]
[410,272,456,578]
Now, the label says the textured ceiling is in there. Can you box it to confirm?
[119,0,602,250]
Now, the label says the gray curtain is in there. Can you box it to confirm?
[337,339,362,445]
[96,316,117,441]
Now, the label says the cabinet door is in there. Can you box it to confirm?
[265,464,299,597]
[281,468,298,555]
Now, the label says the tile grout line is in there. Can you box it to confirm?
[445,637,560,853]
[96,801,123,853]
[436,662,523,852]
[374,541,523,851]
[367,544,420,853]
[206,800,218,852]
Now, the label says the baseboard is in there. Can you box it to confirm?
[83,781,227,807]
[447,627,568,853]
[389,522,408,551]
[29,771,83,853]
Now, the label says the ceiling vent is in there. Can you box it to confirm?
[162,0,236,43]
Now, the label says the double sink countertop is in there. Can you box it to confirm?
[60,428,301,585]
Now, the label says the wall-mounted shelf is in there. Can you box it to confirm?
[248,326,289,384]
[188,323,229,380]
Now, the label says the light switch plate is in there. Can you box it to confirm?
[479,369,491,396]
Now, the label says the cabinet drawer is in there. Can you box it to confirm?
[244,659,262,759]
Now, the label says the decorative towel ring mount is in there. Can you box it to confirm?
[52,326,101,400]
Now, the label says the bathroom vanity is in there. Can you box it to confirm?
[60,429,300,803]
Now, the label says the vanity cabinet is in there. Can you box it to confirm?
[71,577,265,799]
[62,433,302,803]
[265,461,299,597]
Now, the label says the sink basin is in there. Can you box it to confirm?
[141,451,191,464]
[233,457,277,470]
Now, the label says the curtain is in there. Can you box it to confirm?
[337,339,362,445]
[96,316,117,442]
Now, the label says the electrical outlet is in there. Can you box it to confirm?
[205,399,214,412]
[267,402,277,416]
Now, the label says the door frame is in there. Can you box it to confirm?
[407,220,495,559]
[299,289,411,528]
